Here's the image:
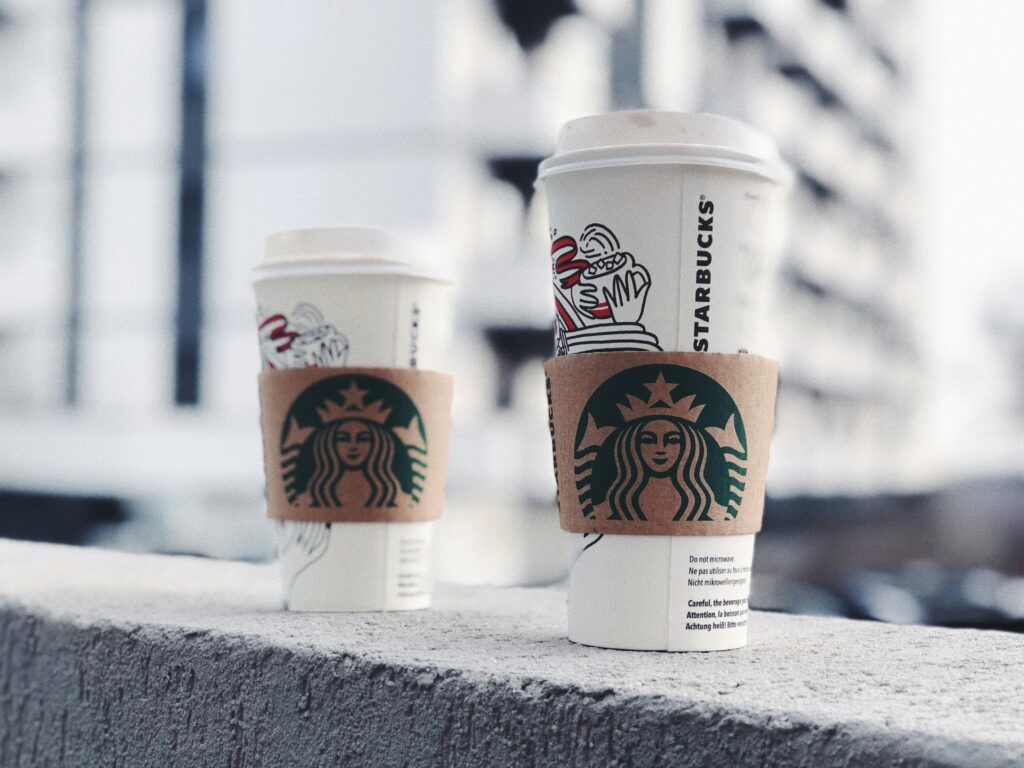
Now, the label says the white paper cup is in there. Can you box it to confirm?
[252,228,453,611]
[538,112,790,650]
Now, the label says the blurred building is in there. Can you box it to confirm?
[0,0,921,568]
[698,0,922,495]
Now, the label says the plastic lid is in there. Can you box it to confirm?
[253,228,452,284]
[537,111,792,185]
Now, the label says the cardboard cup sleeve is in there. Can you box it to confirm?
[258,367,453,523]
[545,351,778,536]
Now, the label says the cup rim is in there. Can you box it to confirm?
[537,143,794,186]
[536,111,793,186]
[251,258,454,285]
[253,227,454,285]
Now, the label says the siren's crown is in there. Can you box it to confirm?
[617,372,705,423]
[316,381,391,425]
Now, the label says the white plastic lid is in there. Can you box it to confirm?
[537,111,792,185]
[253,228,452,284]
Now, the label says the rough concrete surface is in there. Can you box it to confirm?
[0,540,1022,768]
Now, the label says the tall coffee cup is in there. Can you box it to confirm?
[539,112,790,650]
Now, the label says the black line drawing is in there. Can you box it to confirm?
[551,224,661,354]
[279,521,331,598]
[258,303,349,369]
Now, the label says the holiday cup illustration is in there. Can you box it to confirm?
[538,111,790,651]
[258,303,349,369]
[552,224,661,354]
[253,227,453,612]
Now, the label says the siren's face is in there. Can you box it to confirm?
[638,419,682,476]
[334,421,372,468]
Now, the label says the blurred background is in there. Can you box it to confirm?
[0,0,1022,630]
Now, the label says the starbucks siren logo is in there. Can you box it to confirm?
[574,364,747,523]
[279,374,427,508]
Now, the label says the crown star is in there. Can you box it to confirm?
[339,381,368,410]
[616,374,706,423]
[643,373,678,406]
[315,381,392,425]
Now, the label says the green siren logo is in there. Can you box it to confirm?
[575,364,747,523]
[280,374,427,508]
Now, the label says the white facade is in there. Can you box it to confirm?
[0,0,924,562]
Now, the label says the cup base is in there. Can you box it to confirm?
[285,600,431,613]
[566,635,747,653]
[279,521,433,613]
[567,533,755,652]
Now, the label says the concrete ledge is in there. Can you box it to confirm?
[1,540,1022,767]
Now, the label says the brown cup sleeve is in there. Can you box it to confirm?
[258,367,453,523]
[545,351,778,536]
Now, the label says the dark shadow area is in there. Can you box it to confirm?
[0,491,127,545]
[756,477,1024,632]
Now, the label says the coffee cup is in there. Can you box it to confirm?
[252,228,453,611]
[538,112,790,650]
